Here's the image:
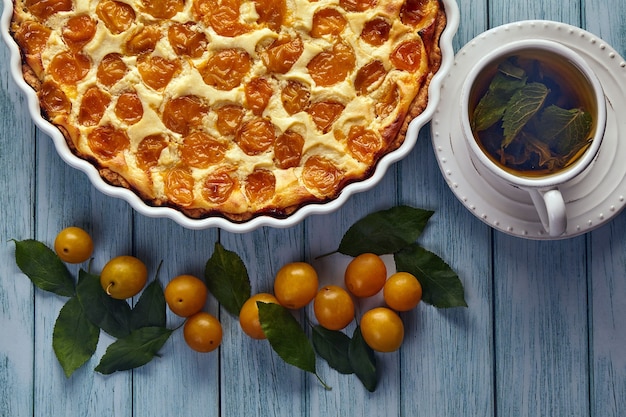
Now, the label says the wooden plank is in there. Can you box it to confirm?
[0,29,36,417]
[493,238,590,416]
[489,0,583,26]
[32,134,134,416]
[584,0,626,415]
[588,220,626,417]
[131,217,220,417]
[489,2,591,417]
[396,2,494,414]
[398,111,494,416]
[305,168,401,413]
[220,226,309,417]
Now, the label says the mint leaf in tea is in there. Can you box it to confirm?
[470,53,595,177]
[471,63,527,132]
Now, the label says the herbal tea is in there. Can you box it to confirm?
[469,49,597,177]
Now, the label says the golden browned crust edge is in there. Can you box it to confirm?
[388,6,447,154]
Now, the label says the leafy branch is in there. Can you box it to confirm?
[337,205,467,308]
[204,205,467,392]
[13,240,173,377]
[12,205,467,388]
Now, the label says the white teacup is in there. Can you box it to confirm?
[460,39,607,237]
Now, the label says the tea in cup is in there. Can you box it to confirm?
[460,39,607,236]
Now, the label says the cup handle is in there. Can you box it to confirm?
[528,189,567,237]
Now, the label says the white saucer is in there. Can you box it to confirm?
[431,20,626,240]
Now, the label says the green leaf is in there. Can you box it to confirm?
[539,105,593,154]
[204,242,251,316]
[95,326,173,375]
[502,82,549,147]
[13,239,75,297]
[498,59,527,80]
[348,327,377,392]
[472,88,510,132]
[76,270,132,338]
[337,206,434,256]
[131,280,166,331]
[52,296,100,378]
[394,243,467,308]
[472,63,527,132]
[258,302,316,375]
[311,325,353,375]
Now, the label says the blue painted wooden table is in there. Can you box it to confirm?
[1,1,625,416]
